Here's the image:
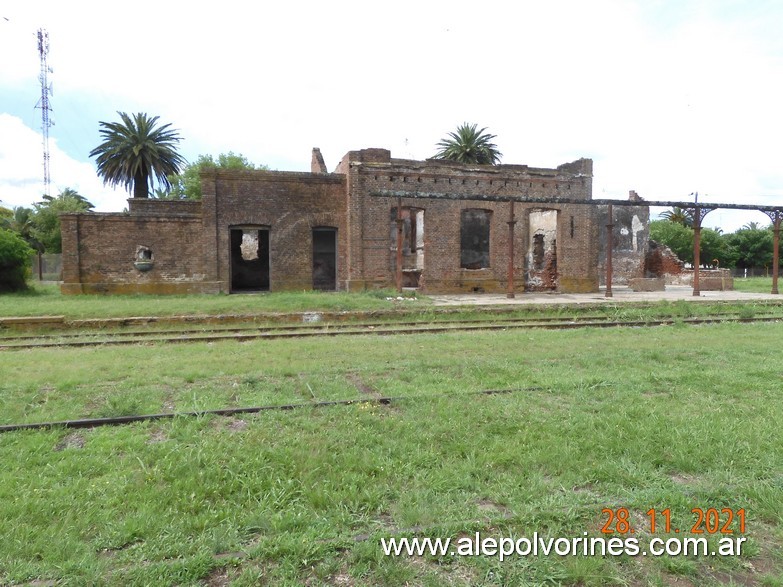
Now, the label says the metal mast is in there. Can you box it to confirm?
[35,28,53,197]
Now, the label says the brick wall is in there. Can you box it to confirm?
[346,154,597,293]
[60,203,213,294]
[202,169,347,292]
[597,195,651,285]
[60,149,600,295]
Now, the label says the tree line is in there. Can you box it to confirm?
[651,214,773,273]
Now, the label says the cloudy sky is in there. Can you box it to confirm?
[2,0,782,231]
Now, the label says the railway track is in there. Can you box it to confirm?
[1,312,780,350]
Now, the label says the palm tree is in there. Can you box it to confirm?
[2,206,42,251]
[433,123,502,165]
[89,112,186,198]
[660,206,694,228]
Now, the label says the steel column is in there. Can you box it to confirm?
[692,206,701,296]
[686,205,716,297]
[773,216,780,295]
[605,203,613,298]
[762,209,782,294]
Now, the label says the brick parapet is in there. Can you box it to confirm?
[128,199,202,216]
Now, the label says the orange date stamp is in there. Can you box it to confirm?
[601,507,746,535]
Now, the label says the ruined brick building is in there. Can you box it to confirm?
[61,148,605,295]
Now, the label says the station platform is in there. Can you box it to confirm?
[429,285,782,306]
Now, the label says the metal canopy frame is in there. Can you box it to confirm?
[370,190,783,297]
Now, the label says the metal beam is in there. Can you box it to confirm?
[370,190,783,212]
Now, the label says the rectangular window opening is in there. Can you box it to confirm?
[460,209,491,269]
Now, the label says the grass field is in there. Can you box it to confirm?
[1,314,782,586]
[733,276,776,293]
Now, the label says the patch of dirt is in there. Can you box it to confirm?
[475,498,513,519]
[214,551,246,560]
[147,428,168,444]
[210,417,249,433]
[54,432,85,451]
[329,573,355,586]
[669,472,698,485]
[662,575,696,587]
[346,372,377,396]
[376,512,395,529]
[307,571,354,587]
[202,567,232,587]
[704,569,759,587]
[571,482,597,494]
[226,418,248,432]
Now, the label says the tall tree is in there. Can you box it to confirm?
[0,228,33,292]
[433,123,502,165]
[89,112,186,199]
[726,227,773,271]
[660,206,694,228]
[699,228,734,268]
[1,206,41,251]
[159,152,268,200]
[32,188,94,253]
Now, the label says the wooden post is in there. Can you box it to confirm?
[605,203,613,298]
[507,200,516,299]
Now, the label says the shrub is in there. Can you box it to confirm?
[0,228,33,292]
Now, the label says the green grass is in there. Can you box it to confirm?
[733,276,775,293]
[1,321,782,585]
[0,284,426,319]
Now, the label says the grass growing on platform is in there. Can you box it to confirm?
[1,321,782,585]
[0,284,425,319]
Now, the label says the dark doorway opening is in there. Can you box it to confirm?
[230,227,270,292]
[312,227,337,291]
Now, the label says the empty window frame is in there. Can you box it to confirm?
[460,209,491,269]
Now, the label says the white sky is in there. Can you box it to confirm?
[2,0,782,231]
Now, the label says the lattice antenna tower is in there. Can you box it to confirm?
[35,28,53,197]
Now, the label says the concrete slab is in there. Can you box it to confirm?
[429,285,782,306]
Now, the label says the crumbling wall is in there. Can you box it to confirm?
[644,240,685,281]
[390,206,425,287]
[526,209,558,291]
[598,191,650,285]
[348,152,598,293]
[62,148,601,296]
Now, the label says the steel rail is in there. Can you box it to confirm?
[0,314,780,351]
[0,387,535,434]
